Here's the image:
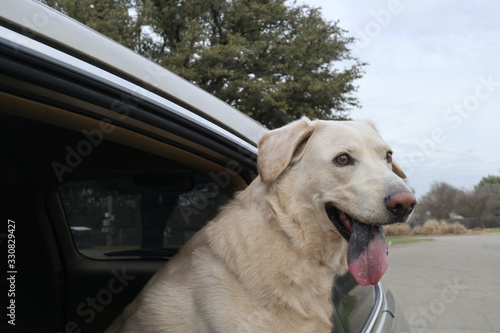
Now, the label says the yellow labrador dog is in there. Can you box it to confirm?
[106,118,416,333]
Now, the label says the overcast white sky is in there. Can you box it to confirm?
[298,0,500,197]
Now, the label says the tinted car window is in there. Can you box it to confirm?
[59,174,231,259]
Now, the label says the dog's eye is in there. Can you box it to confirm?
[386,151,393,163]
[334,154,352,166]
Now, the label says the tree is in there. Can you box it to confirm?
[473,173,500,217]
[470,184,500,217]
[42,0,365,128]
[418,181,466,220]
[417,178,500,220]
[476,174,500,188]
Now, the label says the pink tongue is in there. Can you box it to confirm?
[347,222,388,286]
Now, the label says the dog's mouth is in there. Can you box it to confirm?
[326,204,388,286]
[325,204,354,241]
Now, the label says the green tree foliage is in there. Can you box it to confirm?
[476,174,500,188]
[42,0,365,128]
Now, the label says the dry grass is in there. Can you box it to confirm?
[384,219,468,236]
[422,219,440,235]
[439,220,449,234]
[411,225,423,235]
[383,223,412,236]
[446,222,468,234]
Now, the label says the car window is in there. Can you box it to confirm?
[331,272,375,333]
[58,173,232,259]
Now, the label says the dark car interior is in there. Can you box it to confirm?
[0,79,254,332]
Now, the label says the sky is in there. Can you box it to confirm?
[298,0,500,197]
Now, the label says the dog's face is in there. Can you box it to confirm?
[303,120,414,226]
[258,118,416,286]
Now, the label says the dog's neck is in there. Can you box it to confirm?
[206,177,339,330]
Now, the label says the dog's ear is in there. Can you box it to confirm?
[392,161,407,179]
[258,118,314,183]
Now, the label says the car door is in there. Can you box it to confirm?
[0,3,262,331]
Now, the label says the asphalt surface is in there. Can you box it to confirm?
[382,233,500,333]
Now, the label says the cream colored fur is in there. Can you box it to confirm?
[105,118,411,333]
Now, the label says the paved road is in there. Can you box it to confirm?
[382,233,500,333]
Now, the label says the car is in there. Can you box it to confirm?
[0,1,410,332]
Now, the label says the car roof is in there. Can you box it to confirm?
[1,0,268,146]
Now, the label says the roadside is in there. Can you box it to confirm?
[385,226,500,245]
[383,232,500,333]
[386,237,433,245]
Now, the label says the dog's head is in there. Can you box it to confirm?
[257,118,416,286]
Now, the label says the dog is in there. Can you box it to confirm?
[105,118,416,333]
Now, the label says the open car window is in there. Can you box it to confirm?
[59,174,232,260]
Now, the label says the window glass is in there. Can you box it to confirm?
[59,173,232,259]
[331,271,375,332]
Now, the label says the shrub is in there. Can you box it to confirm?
[384,223,412,236]
[439,220,449,234]
[448,222,467,234]
[384,220,468,237]
[411,226,423,235]
[422,219,440,235]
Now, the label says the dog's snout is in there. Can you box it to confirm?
[385,191,417,219]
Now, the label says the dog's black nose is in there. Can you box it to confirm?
[385,191,417,219]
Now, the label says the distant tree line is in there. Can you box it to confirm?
[413,174,500,223]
